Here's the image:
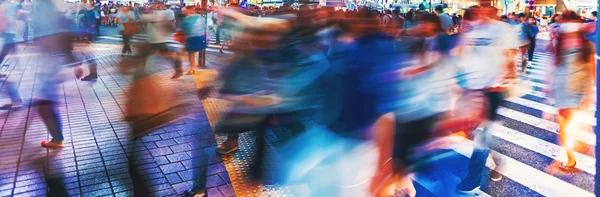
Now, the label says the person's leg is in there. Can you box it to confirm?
[4,81,22,107]
[558,109,577,168]
[124,35,132,53]
[95,19,101,34]
[128,139,151,197]
[528,39,536,62]
[519,45,528,73]
[187,141,208,196]
[23,21,29,42]
[215,26,221,44]
[0,33,16,64]
[81,60,98,81]
[187,51,198,75]
[87,25,93,43]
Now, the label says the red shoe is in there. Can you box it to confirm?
[41,141,64,148]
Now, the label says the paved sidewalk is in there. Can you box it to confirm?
[0,42,235,196]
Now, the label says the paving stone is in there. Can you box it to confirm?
[207,187,225,197]
[165,173,182,185]
[166,152,191,163]
[149,147,173,157]
[171,181,194,195]
[159,162,184,174]
[81,182,111,193]
[206,174,226,188]
[218,184,236,197]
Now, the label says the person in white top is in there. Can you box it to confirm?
[123,2,181,79]
[454,5,518,194]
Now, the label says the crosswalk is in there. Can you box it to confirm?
[409,51,596,196]
[96,33,234,55]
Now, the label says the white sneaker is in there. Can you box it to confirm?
[527,62,533,68]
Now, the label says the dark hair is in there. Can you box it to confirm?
[518,13,526,18]
[419,13,444,33]
[434,5,443,13]
[550,14,560,23]
[405,10,414,22]
[592,11,597,17]
[501,15,508,20]
[561,10,582,21]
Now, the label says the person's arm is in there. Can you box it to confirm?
[220,8,290,32]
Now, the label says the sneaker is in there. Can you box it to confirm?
[489,170,502,182]
[527,62,533,68]
[216,138,239,155]
[41,141,64,148]
[456,180,480,194]
[81,75,98,81]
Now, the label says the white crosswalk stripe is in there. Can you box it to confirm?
[97,34,234,55]
[412,49,596,196]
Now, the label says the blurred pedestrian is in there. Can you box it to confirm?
[179,6,207,77]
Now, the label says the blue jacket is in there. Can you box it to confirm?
[523,23,539,40]
[84,10,97,26]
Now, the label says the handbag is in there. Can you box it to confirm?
[126,75,187,138]
[123,22,140,36]
[173,30,186,44]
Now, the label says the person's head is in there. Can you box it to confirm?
[121,5,130,12]
[592,11,597,20]
[185,5,196,15]
[418,13,444,36]
[87,4,93,10]
[527,16,536,24]
[500,15,508,21]
[517,13,526,22]
[385,10,391,15]
[434,5,443,14]
[550,13,561,23]
[561,10,582,22]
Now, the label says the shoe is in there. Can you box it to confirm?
[559,161,577,172]
[186,69,196,75]
[0,102,22,110]
[171,71,184,79]
[41,141,64,148]
[81,75,98,81]
[197,86,214,100]
[489,170,502,182]
[456,180,480,194]
[184,190,206,197]
[216,138,239,155]
[527,62,533,68]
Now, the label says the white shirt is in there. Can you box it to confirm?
[456,20,518,90]
[164,8,175,21]
[141,10,170,44]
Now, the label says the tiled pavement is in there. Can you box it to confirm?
[0,42,236,196]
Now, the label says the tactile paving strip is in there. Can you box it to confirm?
[194,67,294,197]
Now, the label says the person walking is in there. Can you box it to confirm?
[179,6,207,76]
[522,16,539,73]
[545,10,595,171]
[454,5,519,193]
[116,5,135,56]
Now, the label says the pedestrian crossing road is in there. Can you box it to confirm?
[405,51,596,197]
